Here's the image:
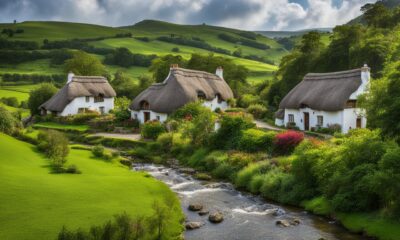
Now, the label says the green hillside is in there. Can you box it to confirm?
[0,20,284,85]
[0,133,183,240]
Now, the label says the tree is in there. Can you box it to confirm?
[362,2,392,28]
[65,51,107,76]
[114,97,131,121]
[28,83,58,115]
[149,55,187,82]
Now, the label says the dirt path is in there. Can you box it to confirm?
[91,132,141,141]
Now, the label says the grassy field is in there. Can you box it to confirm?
[0,133,184,240]
[0,59,64,75]
[0,88,29,101]
[33,122,90,132]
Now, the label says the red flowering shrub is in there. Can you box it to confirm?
[274,131,304,155]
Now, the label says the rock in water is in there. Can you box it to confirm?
[291,218,301,225]
[185,221,204,230]
[209,211,224,223]
[198,209,209,216]
[188,203,203,211]
[275,220,290,227]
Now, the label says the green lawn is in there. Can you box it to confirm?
[0,88,29,102]
[33,122,90,132]
[0,133,184,240]
[0,59,64,75]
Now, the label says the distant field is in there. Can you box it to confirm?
[0,21,128,42]
[0,133,184,240]
[0,59,63,75]
[0,89,29,101]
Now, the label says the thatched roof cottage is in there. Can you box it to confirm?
[130,65,233,123]
[275,65,370,133]
[40,73,116,116]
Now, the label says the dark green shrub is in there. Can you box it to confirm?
[0,106,18,134]
[247,104,267,119]
[28,83,58,115]
[238,129,276,153]
[212,162,235,180]
[140,121,165,140]
[235,161,271,189]
[0,97,19,107]
[92,144,105,158]
[169,102,205,120]
[157,132,173,152]
[187,148,209,168]
[65,165,81,174]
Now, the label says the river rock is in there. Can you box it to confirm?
[209,211,224,223]
[188,203,203,211]
[179,168,196,174]
[272,208,286,216]
[185,221,204,230]
[276,219,291,227]
[290,218,301,225]
[198,209,209,216]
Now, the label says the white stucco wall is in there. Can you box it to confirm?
[59,97,114,116]
[202,96,229,111]
[131,110,168,123]
[282,107,366,134]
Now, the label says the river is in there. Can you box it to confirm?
[133,164,370,240]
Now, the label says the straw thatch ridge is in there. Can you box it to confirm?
[130,67,234,114]
[40,76,116,112]
[278,68,362,111]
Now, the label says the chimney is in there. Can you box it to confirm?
[216,66,223,79]
[170,64,179,69]
[361,64,370,83]
[67,72,75,84]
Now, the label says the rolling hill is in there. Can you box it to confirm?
[0,20,287,84]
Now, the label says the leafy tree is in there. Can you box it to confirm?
[114,97,132,121]
[65,51,107,76]
[28,83,58,115]
[362,2,392,28]
[149,55,187,82]
[182,106,216,147]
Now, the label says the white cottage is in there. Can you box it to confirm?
[129,65,233,123]
[40,73,116,116]
[275,65,370,134]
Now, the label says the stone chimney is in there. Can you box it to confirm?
[170,64,179,69]
[216,66,223,79]
[67,72,75,84]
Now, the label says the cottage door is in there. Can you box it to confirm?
[356,118,362,128]
[144,112,150,122]
[304,112,310,131]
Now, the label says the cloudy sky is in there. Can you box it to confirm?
[0,0,376,31]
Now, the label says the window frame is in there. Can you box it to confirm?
[317,115,324,127]
[85,96,90,102]
[288,114,294,123]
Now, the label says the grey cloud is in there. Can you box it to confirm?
[0,0,377,30]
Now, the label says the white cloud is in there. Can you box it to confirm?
[0,0,376,30]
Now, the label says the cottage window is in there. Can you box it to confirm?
[99,107,105,114]
[134,114,138,119]
[140,101,150,110]
[216,93,223,103]
[94,94,104,103]
[197,91,206,100]
[345,100,357,108]
[156,115,160,121]
[288,114,294,123]
[317,115,323,126]
[85,96,90,102]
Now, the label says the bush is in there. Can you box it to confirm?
[211,114,255,150]
[171,47,180,52]
[247,104,267,119]
[0,97,19,107]
[274,131,304,155]
[235,161,271,189]
[140,121,165,140]
[65,165,81,174]
[92,144,105,158]
[37,130,69,170]
[0,106,19,134]
[238,129,276,153]
[157,133,174,153]
[212,162,235,180]
[169,102,205,120]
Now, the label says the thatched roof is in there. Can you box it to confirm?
[278,68,363,111]
[40,76,116,112]
[130,67,234,114]
[275,109,285,119]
